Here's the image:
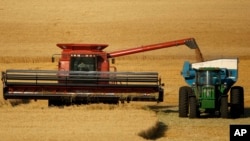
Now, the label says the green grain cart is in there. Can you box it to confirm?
[179,58,244,118]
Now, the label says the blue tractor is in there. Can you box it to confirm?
[180,58,244,118]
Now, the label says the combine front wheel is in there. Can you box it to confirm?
[48,99,63,107]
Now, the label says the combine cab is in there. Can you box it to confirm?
[2,38,198,106]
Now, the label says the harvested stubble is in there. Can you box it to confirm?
[0,102,159,141]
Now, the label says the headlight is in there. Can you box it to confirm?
[223,82,227,88]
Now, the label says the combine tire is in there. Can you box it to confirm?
[48,99,63,107]
[220,96,228,118]
[230,86,244,118]
[158,88,164,103]
[189,96,197,118]
[48,98,72,107]
[179,86,191,117]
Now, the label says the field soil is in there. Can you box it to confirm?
[0,0,250,141]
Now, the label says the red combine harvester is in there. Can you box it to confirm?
[2,38,198,106]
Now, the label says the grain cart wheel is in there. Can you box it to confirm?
[179,86,191,117]
[230,86,244,118]
[189,96,197,118]
[237,86,244,114]
[220,96,229,118]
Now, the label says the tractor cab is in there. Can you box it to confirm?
[194,68,223,110]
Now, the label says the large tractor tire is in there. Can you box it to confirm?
[189,96,197,118]
[220,96,229,118]
[230,86,244,118]
[179,86,191,117]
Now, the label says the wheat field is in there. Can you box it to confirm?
[1,0,250,141]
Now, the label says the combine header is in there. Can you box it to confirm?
[2,38,198,106]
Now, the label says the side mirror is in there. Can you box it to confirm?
[52,57,55,63]
[51,54,61,63]
[111,58,115,64]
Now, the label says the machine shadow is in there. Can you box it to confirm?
[137,105,177,139]
[146,105,179,114]
[138,121,168,140]
[196,107,250,119]
[146,105,250,119]
[9,99,31,107]
[242,107,250,118]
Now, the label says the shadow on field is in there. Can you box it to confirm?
[138,121,167,140]
[197,107,250,119]
[137,105,174,139]
[242,107,250,118]
[146,105,250,119]
[9,99,31,107]
[146,105,178,114]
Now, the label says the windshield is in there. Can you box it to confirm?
[197,70,221,85]
[70,56,97,71]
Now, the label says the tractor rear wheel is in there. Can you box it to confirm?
[220,96,228,118]
[230,86,244,118]
[179,86,191,117]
